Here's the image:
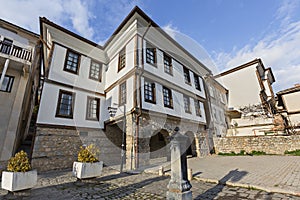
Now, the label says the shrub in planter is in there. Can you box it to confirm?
[73,144,103,179]
[1,151,37,192]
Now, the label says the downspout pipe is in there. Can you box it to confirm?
[135,22,151,169]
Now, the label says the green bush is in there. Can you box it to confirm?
[250,150,266,156]
[77,144,100,163]
[284,149,300,156]
[7,150,31,172]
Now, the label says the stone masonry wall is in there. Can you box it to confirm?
[31,126,122,172]
[214,135,300,154]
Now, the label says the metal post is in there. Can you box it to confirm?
[0,59,10,89]
[120,104,126,172]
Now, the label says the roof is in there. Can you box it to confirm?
[277,85,300,95]
[214,58,263,78]
[0,18,39,38]
[40,6,212,74]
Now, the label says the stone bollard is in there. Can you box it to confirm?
[158,166,164,176]
[167,127,192,200]
[188,168,193,181]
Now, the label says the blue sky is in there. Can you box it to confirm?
[1,0,300,92]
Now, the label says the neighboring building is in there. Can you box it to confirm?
[205,75,229,138]
[215,59,277,136]
[276,84,300,131]
[33,6,214,171]
[0,19,40,167]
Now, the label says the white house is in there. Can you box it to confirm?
[33,7,215,171]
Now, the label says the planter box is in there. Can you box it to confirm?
[1,170,37,192]
[73,161,103,179]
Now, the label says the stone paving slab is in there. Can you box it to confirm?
[1,166,300,199]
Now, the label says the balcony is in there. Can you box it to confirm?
[0,38,32,62]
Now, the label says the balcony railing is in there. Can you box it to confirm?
[0,39,32,62]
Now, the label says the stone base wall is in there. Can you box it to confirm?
[214,135,300,154]
[31,125,122,172]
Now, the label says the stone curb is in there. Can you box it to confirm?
[193,176,300,197]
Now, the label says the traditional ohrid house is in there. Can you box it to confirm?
[215,59,277,136]
[0,19,40,169]
[277,84,300,132]
[33,6,213,171]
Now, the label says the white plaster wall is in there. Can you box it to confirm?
[105,38,135,89]
[105,76,135,119]
[0,27,30,48]
[289,114,300,126]
[142,41,206,99]
[216,65,261,108]
[283,92,300,112]
[263,80,272,97]
[37,82,105,128]
[141,77,206,123]
[48,44,105,93]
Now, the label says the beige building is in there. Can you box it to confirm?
[277,84,300,132]
[0,19,40,167]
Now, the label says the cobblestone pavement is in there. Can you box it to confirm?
[1,166,300,200]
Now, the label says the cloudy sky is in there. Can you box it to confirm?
[1,0,299,92]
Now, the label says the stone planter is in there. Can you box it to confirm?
[1,170,37,192]
[73,161,103,179]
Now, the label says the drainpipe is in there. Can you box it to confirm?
[0,59,10,88]
[135,22,151,169]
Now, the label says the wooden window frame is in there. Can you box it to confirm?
[144,79,156,104]
[146,43,157,66]
[0,74,14,93]
[163,53,173,75]
[86,96,100,121]
[194,99,202,117]
[183,95,191,114]
[89,60,102,82]
[194,72,201,91]
[119,81,127,105]
[183,66,191,85]
[63,49,81,75]
[55,90,75,119]
[163,86,173,109]
[118,47,126,72]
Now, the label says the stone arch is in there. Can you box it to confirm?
[185,131,197,157]
[149,129,170,160]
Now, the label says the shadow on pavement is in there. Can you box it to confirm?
[195,168,248,200]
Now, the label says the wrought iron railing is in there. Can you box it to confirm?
[0,39,32,62]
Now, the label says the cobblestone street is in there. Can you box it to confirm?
[1,166,300,200]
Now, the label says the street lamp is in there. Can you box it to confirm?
[108,104,126,173]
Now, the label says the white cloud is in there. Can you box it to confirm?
[214,1,300,92]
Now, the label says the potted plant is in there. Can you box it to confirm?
[73,144,103,179]
[1,150,37,192]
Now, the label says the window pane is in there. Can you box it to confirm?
[0,74,14,92]
[64,50,80,73]
[90,61,101,80]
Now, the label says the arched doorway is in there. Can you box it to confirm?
[185,131,197,157]
[149,130,169,160]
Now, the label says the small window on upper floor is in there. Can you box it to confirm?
[183,95,191,113]
[89,60,102,82]
[183,66,191,84]
[164,53,173,75]
[0,74,14,93]
[146,43,156,66]
[56,90,75,119]
[86,96,100,121]
[118,47,126,72]
[64,49,80,74]
[193,73,201,91]
[194,99,202,117]
[119,81,126,105]
[0,38,13,54]
[163,86,173,109]
[144,79,156,104]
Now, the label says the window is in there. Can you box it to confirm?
[119,82,126,105]
[183,95,191,113]
[194,73,201,91]
[163,86,173,108]
[164,53,172,75]
[56,90,75,118]
[144,80,156,103]
[0,74,14,92]
[183,66,191,84]
[146,44,156,65]
[64,49,80,74]
[86,97,100,120]
[118,47,126,71]
[0,38,13,54]
[194,99,202,117]
[89,60,102,81]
